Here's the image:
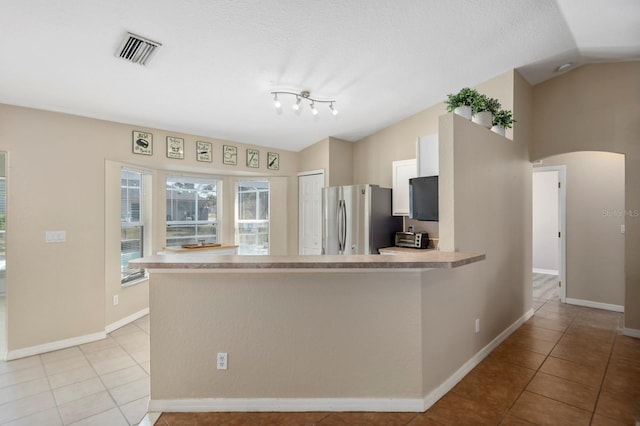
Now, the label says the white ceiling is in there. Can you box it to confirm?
[1,0,638,152]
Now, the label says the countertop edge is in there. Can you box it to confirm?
[129,253,486,270]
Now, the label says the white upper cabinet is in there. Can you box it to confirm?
[417,134,439,176]
[391,159,417,216]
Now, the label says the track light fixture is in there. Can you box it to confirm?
[270,90,338,116]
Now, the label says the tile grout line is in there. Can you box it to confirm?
[588,329,619,425]
[41,353,67,426]
[496,299,580,425]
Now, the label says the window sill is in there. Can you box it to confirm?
[121,275,149,288]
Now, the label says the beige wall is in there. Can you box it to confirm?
[298,138,329,185]
[535,152,625,307]
[327,137,354,186]
[150,271,424,400]
[531,62,640,329]
[0,104,299,354]
[439,112,532,316]
[421,112,531,395]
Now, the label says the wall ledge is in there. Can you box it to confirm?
[5,330,106,361]
[565,298,624,313]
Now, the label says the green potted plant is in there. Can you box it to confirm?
[491,109,516,136]
[445,87,478,119]
[472,94,501,128]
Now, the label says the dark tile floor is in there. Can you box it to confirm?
[156,299,640,425]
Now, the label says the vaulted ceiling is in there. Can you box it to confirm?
[1,0,638,151]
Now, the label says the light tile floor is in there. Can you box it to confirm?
[0,316,149,425]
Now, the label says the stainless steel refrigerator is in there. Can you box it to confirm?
[322,184,402,255]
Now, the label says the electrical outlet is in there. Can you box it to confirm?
[217,352,228,370]
[113,295,119,306]
[475,318,480,333]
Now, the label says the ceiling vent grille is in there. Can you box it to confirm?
[116,32,162,66]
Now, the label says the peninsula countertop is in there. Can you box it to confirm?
[129,250,485,270]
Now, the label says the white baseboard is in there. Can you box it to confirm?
[105,308,149,334]
[5,307,149,361]
[421,307,535,410]
[149,308,535,414]
[623,328,640,338]
[5,331,106,361]
[565,298,624,313]
[149,397,425,413]
[532,268,559,275]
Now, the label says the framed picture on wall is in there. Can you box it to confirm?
[132,131,153,155]
[246,149,259,168]
[223,145,237,165]
[196,141,213,162]
[267,152,279,170]
[166,136,184,159]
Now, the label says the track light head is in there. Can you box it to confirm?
[329,102,338,116]
[273,94,281,109]
[310,101,318,115]
[292,96,301,111]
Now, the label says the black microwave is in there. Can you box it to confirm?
[409,176,439,221]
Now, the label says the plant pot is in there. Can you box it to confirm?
[472,111,493,128]
[453,105,472,119]
[491,125,506,136]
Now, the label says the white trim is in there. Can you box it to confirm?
[623,328,640,338]
[566,298,624,313]
[137,412,160,426]
[149,308,535,414]
[532,268,559,275]
[4,307,149,361]
[105,307,149,334]
[149,397,424,413]
[5,331,106,361]
[297,169,325,177]
[422,308,534,410]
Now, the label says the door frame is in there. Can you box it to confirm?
[298,169,325,255]
[533,165,567,303]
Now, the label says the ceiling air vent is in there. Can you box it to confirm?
[116,32,162,66]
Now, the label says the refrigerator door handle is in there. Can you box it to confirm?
[340,199,347,254]
[337,200,344,253]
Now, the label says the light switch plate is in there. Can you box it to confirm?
[45,230,66,243]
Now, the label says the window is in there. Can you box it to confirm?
[166,176,219,247]
[121,168,145,284]
[236,180,269,255]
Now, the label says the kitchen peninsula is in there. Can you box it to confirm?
[130,250,487,413]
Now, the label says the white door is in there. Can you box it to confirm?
[298,171,324,254]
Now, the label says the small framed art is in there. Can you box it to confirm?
[132,131,152,155]
[166,137,184,159]
[223,145,237,165]
[196,141,213,162]
[246,149,259,168]
[267,152,279,170]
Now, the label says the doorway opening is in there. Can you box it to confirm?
[532,165,566,304]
